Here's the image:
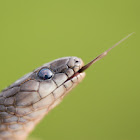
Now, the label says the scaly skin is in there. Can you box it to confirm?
[0,57,85,140]
[0,32,134,140]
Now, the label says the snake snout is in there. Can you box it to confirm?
[67,57,84,69]
[48,56,84,75]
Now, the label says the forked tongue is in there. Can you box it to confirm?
[79,32,134,73]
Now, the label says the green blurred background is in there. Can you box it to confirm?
[0,0,139,140]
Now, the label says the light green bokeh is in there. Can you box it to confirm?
[0,0,139,140]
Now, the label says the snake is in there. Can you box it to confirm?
[0,33,133,140]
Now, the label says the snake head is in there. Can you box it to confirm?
[30,57,86,104]
[1,57,86,120]
[32,57,86,104]
[0,57,86,139]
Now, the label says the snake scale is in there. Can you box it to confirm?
[0,33,133,140]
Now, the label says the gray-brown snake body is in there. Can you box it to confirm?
[0,33,134,140]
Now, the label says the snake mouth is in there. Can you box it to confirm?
[66,48,112,82]
[67,71,80,81]
[66,52,108,81]
[66,58,94,81]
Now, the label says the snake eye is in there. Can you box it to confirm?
[38,68,53,80]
